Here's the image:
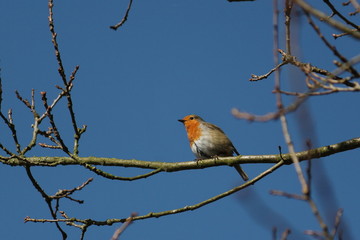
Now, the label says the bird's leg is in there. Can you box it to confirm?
[212,155,219,164]
[194,158,202,166]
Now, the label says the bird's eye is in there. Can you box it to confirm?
[189,116,194,120]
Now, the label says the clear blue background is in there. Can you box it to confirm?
[0,1,359,239]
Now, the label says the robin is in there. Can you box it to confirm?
[178,114,249,181]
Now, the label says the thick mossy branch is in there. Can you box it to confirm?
[1,137,359,171]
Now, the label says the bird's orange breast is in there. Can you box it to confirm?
[184,121,202,143]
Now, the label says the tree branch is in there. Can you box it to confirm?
[25,166,68,239]
[110,0,134,30]
[294,0,360,39]
[2,137,359,170]
[25,159,285,226]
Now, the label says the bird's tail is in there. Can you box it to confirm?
[234,164,249,181]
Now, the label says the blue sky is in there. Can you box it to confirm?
[0,1,359,239]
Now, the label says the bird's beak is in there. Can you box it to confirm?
[178,119,185,123]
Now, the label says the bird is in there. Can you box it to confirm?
[178,114,249,181]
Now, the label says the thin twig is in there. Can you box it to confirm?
[305,12,359,80]
[304,230,323,239]
[307,198,331,238]
[51,177,93,199]
[284,0,293,55]
[275,6,331,236]
[305,140,312,197]
[48,1,83,157]
[38,143,62,149]
[66,65,82,156]
[323,0,360,30]
[0,78,22,153]
[331,54,360,77]
[249,62,287,81]
[278,1,308,196]
[277,89,340,96]
[25,166,67,239]
[38,90,67,122]
[294,0,360,39]
[15,91,31,109]
[350,0,360,12]
[41,92,70,154]
[0,142,13,156]
[269,190,307,200]
[111,213,138,240]
[25,160,285,226]
[331,208,344,238]
[48,0,67,85]
[110,0,134,30]
[83,164,162,181]
[280,229,291,240]
[232,93,308,121]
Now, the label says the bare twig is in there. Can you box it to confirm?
[331,208,344,238]
[25,160,285,226]
[269,190,307,200]
[350,0,360,12]
[305,12,359,80]
[48,0,67,85]
[281,0,309,203]
[304,230,323,239]
[276,89,348,96]
[51,177,93,199]
[38,143,62,149]
[294,0,360,39]
[284,0,293,55]
[323,0,360,30]
[0,142,13,156]
[276,3,332,238]
[278,49,359,87]
[110,0,134,30]
[38,90,67,122]
[111,213,138,240]
[0,74,21,154]
[15,91,32,109]
[41,92,70,154]
[232,94,307,121]
[280,229,291,240]
[308,198,331,238]
[331,54,360,77]
[242,46,359,121]
[83,164,162,181]
[66,65,83,156]
[249,62,287,81]
[24,172,93,238]
[48,1,83,156]
[305,140,312,197]
[25,166,67,239]
[38,127,63,148]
